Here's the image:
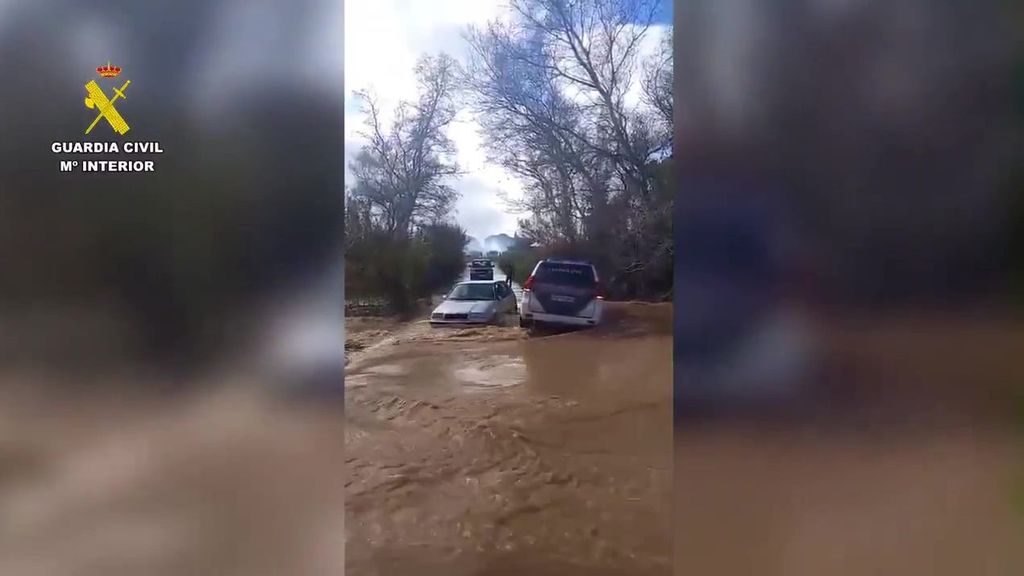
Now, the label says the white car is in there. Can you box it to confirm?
[519,259,603,328]
[430,280,517,325]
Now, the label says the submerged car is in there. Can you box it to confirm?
[519,259,603,328]
[430,280,517,325]
[468,258,495,280]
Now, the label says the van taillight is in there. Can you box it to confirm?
[523,275,535,290]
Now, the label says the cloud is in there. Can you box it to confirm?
[451,175,523,241]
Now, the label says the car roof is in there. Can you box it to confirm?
[458,280,500,284]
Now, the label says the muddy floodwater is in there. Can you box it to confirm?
[345,302,674,575]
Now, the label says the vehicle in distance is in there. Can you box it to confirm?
[519,259,603,328]
[468,258,495,280]
[431,280,517,325]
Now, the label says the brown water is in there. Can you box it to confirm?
[345,303,674,575]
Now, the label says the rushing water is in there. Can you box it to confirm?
[345,303,674,575]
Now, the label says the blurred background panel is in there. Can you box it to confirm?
[675,0,1024,574]
[0,0,343,382]
[0,1,344,574]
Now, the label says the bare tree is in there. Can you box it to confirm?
[641,29,673,138]
[503,0,665,196]
[464,0,673,295]
[348,53,463,238]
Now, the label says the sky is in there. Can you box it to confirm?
[344,0,671,241]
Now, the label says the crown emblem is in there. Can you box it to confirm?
[96,61,122,78]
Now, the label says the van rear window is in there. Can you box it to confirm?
[534,263,595,288]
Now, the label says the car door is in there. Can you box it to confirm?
[493,282,508,312]
[501,282,515,312]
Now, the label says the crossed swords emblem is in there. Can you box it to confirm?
[84,79,131,135]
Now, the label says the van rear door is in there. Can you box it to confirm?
[529,262,597,317]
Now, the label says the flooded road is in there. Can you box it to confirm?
[345,302,673,575]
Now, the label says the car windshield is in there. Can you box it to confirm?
[534,263,596,288]
[447,283,496,301]
[470,260,492,268]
